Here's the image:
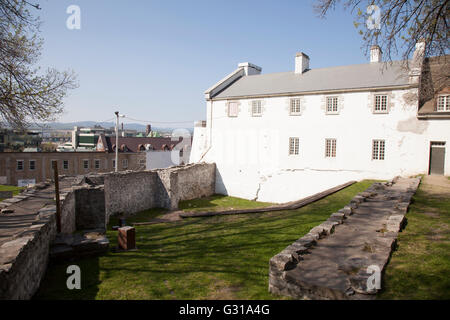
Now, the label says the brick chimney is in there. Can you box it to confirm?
[295,52,309,74]
[370,45,382,63]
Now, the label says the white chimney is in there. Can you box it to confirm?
[370,45,382,63]
[409,40,426,84]
[238,62,262,76]
[295,52,309,74]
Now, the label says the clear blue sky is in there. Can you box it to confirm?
[36,0,400,127]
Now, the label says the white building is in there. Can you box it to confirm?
[190,43,450,203]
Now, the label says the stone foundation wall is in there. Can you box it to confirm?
[104,170,165,219]
[0,205,57,299]
[104,163,216,218]
[74,186,106,230]
[60,191,76,234]
[0,163,216,300]
[171,163,216,204]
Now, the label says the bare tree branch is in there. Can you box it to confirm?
[0,0,78,129]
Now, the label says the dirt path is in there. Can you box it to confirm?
[421,175,450,196]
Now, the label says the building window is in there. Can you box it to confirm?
[289,137,299,155]
[94,159,100,169]
[112,160,116,169]
[251,100,262,117]
[372,140,385,160]
[374,95,388,113]
[83,159,89,169]
[29,160,36,171]
[139,159,146,167]
[325,139,337,158]
[326,96,339,114]
[122,159,128,169]
[63,160,69,170]
[290,99,301,115]
[228,102,238,117]
[17,160,24,171]
[437,95,450,111]
[51,160,58,169]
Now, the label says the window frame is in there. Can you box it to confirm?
[373,94,389,114]
[289,137,300,155]
[29,160,36,171]
[372,139,386,160]
[122,159,128,169]
[325,138,337,158]
[227,101,239,117]
[94,159,101,170]
[290,98,301,115]
[16,160,24,171]
[82,159,89,170]
[436,95,450,112]
[63,160,69,170]
[326,96,339,114]
[251,100,263,117]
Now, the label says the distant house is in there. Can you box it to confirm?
[190,42,450,203]
[96,135,191,170]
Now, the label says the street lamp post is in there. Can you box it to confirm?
[114,111,125,172]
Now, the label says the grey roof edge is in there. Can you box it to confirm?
[210,83,417,101]
[204,67,245,99]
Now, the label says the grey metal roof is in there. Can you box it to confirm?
[213,61,411,99]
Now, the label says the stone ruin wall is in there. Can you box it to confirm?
[0,162,216,300]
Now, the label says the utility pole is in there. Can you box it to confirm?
[115,111,125,172]
[115,111,119,172]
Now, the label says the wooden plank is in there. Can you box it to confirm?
[179,181,357,219]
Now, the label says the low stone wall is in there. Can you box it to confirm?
[0,205,57,299]
[74,186,106,230]
[104,163,216,219]
[60,191,76,234]
[0,163,216,300]
[268,177,421,300]
[171,163,216,203]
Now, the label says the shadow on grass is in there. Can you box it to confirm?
[35,179,379,300]
[34,256,101,300]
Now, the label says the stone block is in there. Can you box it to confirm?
[118,226,136,250]
[319,221,339,235]
[309,226,327,239]
[296,235,317,248]
[342,206,353,216]
[270,253,296,271]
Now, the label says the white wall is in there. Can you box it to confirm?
[146,151,177,170]
[191,88,450,203]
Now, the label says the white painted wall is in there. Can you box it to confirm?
[191,87,450,203]
[147,149,191,170]
[146,151,178,170]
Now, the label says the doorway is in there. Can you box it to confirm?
[429,141,446,175]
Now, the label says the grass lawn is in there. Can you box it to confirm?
[0,185,24,201]
[379,176,450,300]
[178,194,273,213]
[35,180,377,300]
